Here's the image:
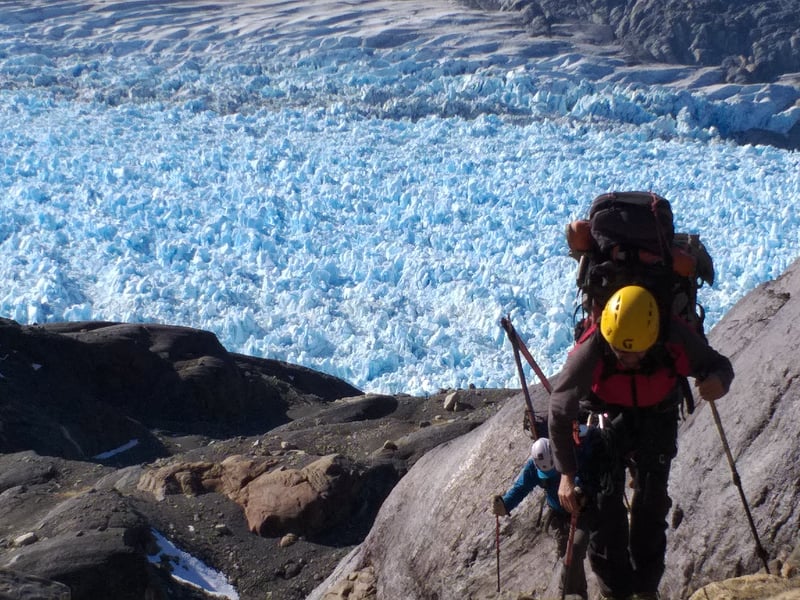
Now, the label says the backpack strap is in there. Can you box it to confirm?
[650,343,696,416]
[649,192,674,266]
[679,376,696,415]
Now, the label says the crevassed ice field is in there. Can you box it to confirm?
[1,1,799,395]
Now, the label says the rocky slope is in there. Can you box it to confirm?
[0,318,513,599]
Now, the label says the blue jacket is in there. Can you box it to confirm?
[501,459,567,516]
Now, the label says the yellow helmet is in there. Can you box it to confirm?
[600,285,659,352]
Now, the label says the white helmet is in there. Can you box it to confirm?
[531,438,555,472]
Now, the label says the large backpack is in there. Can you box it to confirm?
[566,191,715,347]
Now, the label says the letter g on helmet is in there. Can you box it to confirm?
[600,285,659,352]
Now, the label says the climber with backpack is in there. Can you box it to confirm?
[547,192,734,600]
[491,436,597,600]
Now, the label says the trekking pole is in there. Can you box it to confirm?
[536,494,546,527]
[561,487,583,600]
[561,512,578,600]
[515,332,553,394]
[500,316,552,393]
[495,514,501,592]
[500,316,539,438]
[707,399,770,573]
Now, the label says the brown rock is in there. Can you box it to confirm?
[687,573,800,599]
[136,455,275,502]
[136,461,220,501]
[321,566,377,600]
[242,454,359,538]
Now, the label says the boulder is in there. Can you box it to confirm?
[688,574,800,599]
[33,489,151,540]
[319,565,378,600]
[2,530,155,600]
[137,453,366,540]
[242,454,361,538]
[0,452,57,492]
[136,455,275,502]
[0,319,362,465]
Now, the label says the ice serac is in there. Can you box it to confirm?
[309,257,800,599]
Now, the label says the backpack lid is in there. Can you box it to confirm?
[589,191,674,257]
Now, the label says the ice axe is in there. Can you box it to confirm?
[500,315,552,393]
[500,316,552,438]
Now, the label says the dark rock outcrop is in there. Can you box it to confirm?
[486,0,800,84]
[3,255,800,600]
[0,319,362,465]
[0,568,71,600]
[2,256,800,600]
[7,530,154,600]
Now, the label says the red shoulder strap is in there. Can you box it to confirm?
[575,321,598,346]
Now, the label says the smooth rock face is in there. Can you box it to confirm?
[664,257,800,597]
[309,258,800,600]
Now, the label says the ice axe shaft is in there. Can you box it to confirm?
[501,316,552,438]
[708,399,770,573]
[561,487,583,600]
[501,316,538,436]
[515,331,552,394]
[501,316,552,393]
[561,511,578,600]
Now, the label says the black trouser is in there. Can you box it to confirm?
[586,405,678,598]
